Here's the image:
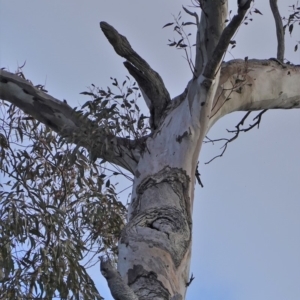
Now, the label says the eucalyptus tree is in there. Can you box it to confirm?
[0,0,299,299]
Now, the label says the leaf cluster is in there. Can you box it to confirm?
[163,11,196,75]
[0,85,134,299]
[282,2,300,52]
[79,76,150,141]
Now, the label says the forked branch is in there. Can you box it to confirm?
[205,109,267,164]
[100,22,171,130]
[194,1,228,77]
[0,69,140,173]
[203,3,251,79]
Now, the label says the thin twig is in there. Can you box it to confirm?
[182,6,199,25]
[204,110,267,164]
[186,273,195,287]
[203,3,251,79]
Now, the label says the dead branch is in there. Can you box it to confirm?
[100,22,171,130]
[205,109,267,164]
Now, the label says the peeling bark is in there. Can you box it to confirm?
[119,167,192,299]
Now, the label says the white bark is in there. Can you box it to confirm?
[209,59,300,129]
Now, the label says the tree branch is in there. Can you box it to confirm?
[205,109,267,164]
[100,22,171,130]
[0,69,140,173]
[194,0,228,77]
[203,3,250,79]
[100,258,138,300]
[208,59,300,130]
[182,6,199,26]
[269,0,285,62]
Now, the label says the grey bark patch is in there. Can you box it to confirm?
[135,166,191,220]
[176,131,189,143]
[128,264,148,285]
[171,294,183,300]
[201,78,212,90]
[121,207,191,267]
[135,169,141,178]
[128,264,171,299]
[122,167,192,267]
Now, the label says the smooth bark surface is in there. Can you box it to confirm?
[209,59,300,129]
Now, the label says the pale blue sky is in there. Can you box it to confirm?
[1,1,300,299]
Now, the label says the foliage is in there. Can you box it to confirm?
[0,71,148,299]
[163,10,196,76]
[282,1,300,52]
[80,76,149,141]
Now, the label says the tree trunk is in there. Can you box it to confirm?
[118,97,204,299]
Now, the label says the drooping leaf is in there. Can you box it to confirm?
[162,22,174,28]
[253,8,263,15]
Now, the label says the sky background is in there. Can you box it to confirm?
[0,1,300,300]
